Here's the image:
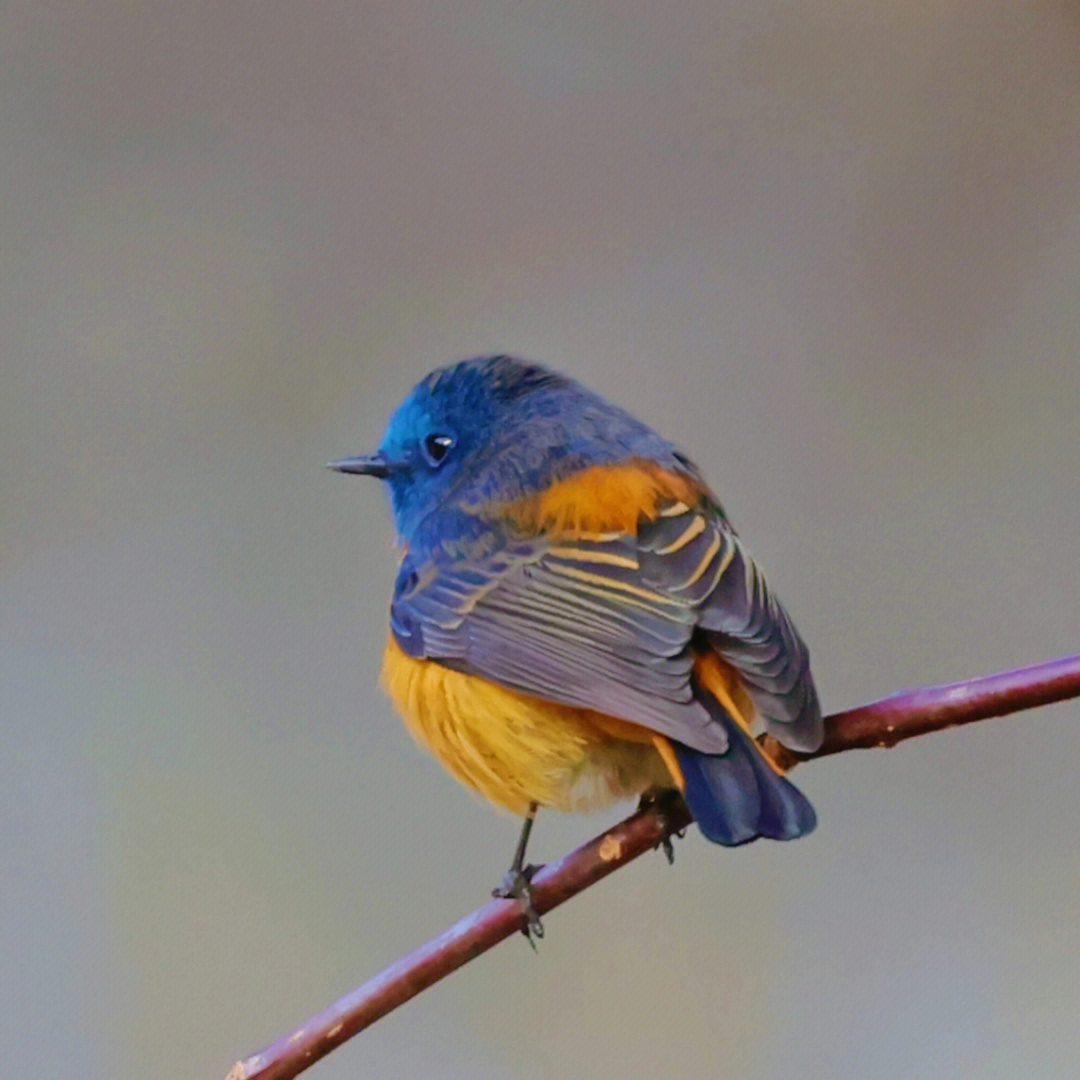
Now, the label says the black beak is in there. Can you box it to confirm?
[327,453,394,478]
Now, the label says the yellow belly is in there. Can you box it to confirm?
[381,635,674,815]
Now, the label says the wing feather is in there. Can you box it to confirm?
[391,501,821,755]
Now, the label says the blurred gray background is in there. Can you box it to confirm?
[4,4,1080,1079]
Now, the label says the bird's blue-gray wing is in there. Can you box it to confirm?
[391,502,821,755]
[638,507,823,752]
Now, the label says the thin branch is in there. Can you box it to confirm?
[227,652,1080,1080]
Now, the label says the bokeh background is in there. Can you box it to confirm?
[4,4,1080,1078]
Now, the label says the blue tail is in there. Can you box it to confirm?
[674,720,816,846]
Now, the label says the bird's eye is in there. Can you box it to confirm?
[422,432,455,467]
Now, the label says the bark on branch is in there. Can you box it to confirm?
[227,652,1080,1080]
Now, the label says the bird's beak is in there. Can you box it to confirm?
[327,452,394,478]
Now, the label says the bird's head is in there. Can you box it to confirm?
[331,355,686,541]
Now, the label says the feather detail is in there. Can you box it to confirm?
[381,634,671,814]
[499,460,707,536]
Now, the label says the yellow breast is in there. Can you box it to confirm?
[380,635,675,815]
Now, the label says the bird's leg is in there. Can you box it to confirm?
[638,788,688,865]
[492,802,544,943]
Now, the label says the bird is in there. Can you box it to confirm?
[331,355,822,934]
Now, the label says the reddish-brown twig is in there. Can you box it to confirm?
[227,652,1080,1080]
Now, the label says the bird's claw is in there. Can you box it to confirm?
[659,826,687,865]
[493,864,545,945]
[639,789,688,865]
[660,834,676,864]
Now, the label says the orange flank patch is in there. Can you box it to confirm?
[650,735,686,791]
[380,634,675,815]
[693,650,785,775]
[500,460,707,536]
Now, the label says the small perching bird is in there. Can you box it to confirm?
[332,356,822,931]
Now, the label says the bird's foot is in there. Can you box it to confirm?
[638,789,688,865]
[658,829,687,865]
[493,864,545,946]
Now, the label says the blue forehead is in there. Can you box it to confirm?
[380,356,566,452]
